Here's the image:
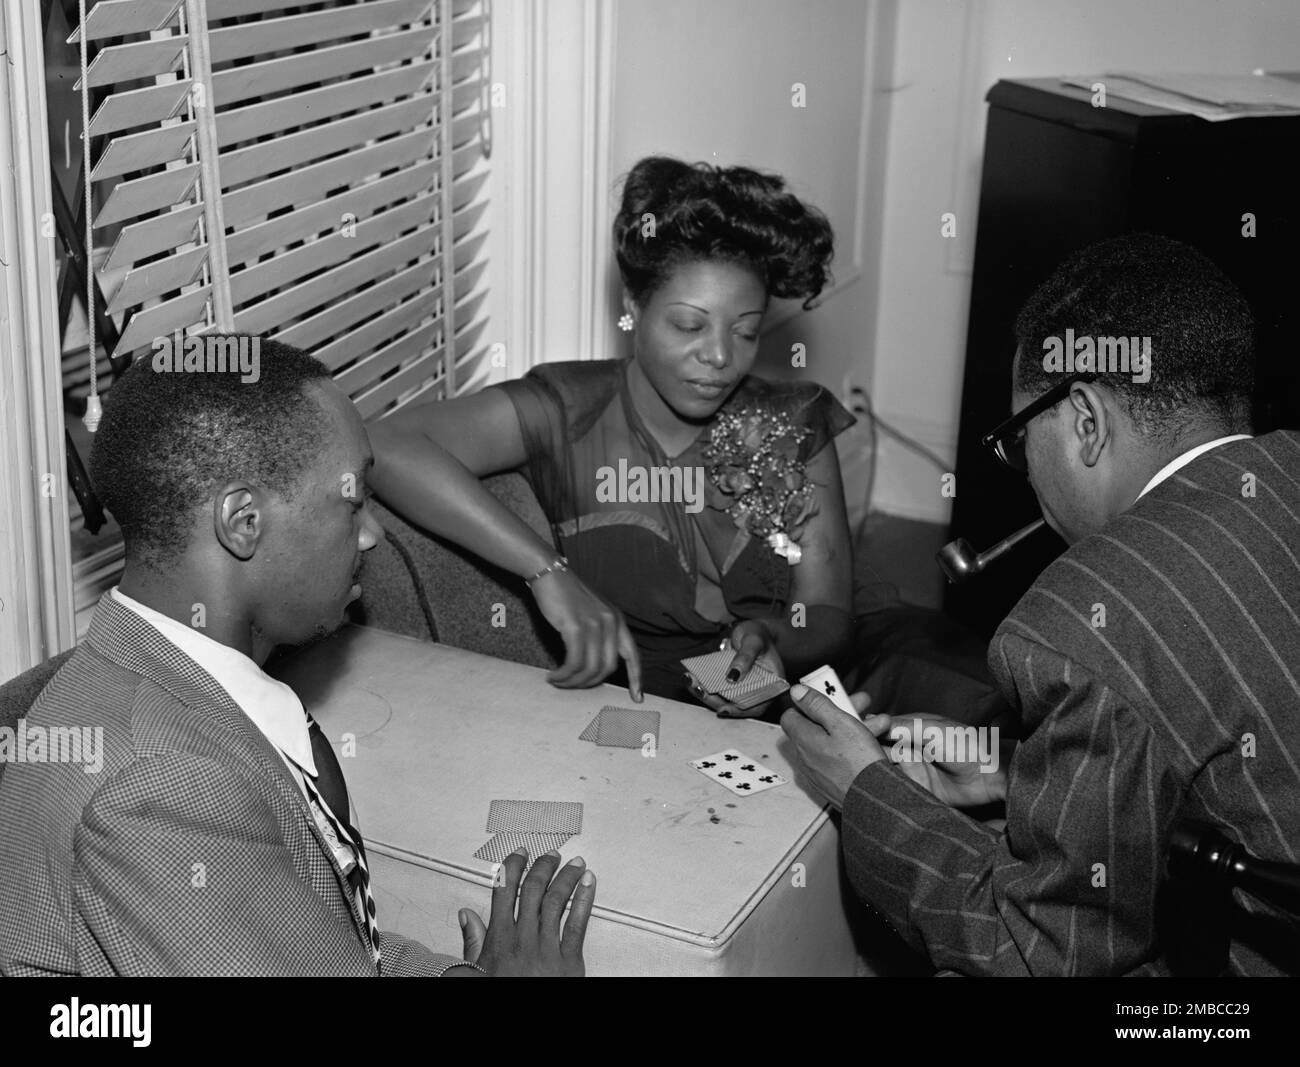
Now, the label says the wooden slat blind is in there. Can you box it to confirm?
[63,0,492,635]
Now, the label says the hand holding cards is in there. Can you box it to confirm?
[681,648,789,710]
[797,665,859,719]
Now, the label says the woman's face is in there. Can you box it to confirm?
[629,258,767,420]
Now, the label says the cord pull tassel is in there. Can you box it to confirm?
[82,395,102,433]
[78,0,101,432]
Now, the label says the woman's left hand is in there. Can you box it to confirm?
[687,620,785,718]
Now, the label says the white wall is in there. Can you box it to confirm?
[606,0,891,391]
[871,0,1300,522]
[604,0,896,525]
[540,0,1300,525]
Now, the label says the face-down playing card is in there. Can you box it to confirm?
[473,831,573,866]
[689,749,788,796]
[579,706,661,748]
[486,799,583,835]
[680,650,790,709]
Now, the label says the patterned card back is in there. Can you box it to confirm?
[580,706,659,748]
[681,650,790,709]
[473,831,573,866]
[486,799,583,835]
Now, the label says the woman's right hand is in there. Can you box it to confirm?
[370,393,642,701]
[530,568,643,701]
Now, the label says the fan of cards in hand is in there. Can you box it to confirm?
[681,649,858,720]
[680,649,789,709]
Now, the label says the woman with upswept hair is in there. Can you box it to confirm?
[370,155,858,714]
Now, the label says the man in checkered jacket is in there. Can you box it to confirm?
[0,340,595,976]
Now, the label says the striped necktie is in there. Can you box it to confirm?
[305,714,380,965]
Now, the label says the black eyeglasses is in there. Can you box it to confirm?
[981,373,1097,473]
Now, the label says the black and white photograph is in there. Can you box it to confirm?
[0,0,1297,1034]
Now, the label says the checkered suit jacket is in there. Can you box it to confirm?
[0,594,467,976]
[842,431,1300,975]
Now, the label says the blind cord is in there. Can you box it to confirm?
[78,0,101,433]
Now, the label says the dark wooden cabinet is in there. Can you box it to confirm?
[946,77,1300,638]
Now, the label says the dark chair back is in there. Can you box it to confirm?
[353,473,563,669]
[0,649,76,785]
[1163,819,1300,975]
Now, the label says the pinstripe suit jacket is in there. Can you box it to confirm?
[843,431,1300,975]
[0,594,466,976]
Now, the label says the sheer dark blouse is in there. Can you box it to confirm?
[498,359,854,700]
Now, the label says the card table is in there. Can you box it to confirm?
[273,624,868,976]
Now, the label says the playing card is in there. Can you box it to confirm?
[578,706,660,748]
[689,748,788,796]
[798,664,859,718]
[473,831,572,865]
[681,650,790,709]
[598,707,659,747]
[486,799,583,835]
[681,649,745,693]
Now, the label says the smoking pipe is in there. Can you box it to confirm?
[936,517,1047,584]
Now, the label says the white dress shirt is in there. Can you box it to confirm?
[109,587,360,879]
[1137,435,1252,499]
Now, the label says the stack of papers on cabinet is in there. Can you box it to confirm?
[1061,72,1300,121]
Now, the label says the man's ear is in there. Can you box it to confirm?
[214,482,262,560]
[1068,382,1111,468]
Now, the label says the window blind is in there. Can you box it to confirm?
[61,0,491,635]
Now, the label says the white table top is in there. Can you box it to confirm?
[273,625,835,948]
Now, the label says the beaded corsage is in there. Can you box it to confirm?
[703,406,818,564]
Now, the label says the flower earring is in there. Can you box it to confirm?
[618,313,634,332]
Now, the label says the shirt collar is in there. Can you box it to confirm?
[109,587,316,777]
[1137,435,1252,499]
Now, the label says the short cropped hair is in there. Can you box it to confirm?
[613,155,834,309]
[1014,233,1255,436]
[89,337,332,569]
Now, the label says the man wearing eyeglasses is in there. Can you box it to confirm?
[783,233,1300,975]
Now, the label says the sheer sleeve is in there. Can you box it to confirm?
[793,383,856,463]
[494,360,626,524]
[495,370,568,519]
[726,378,856,462]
